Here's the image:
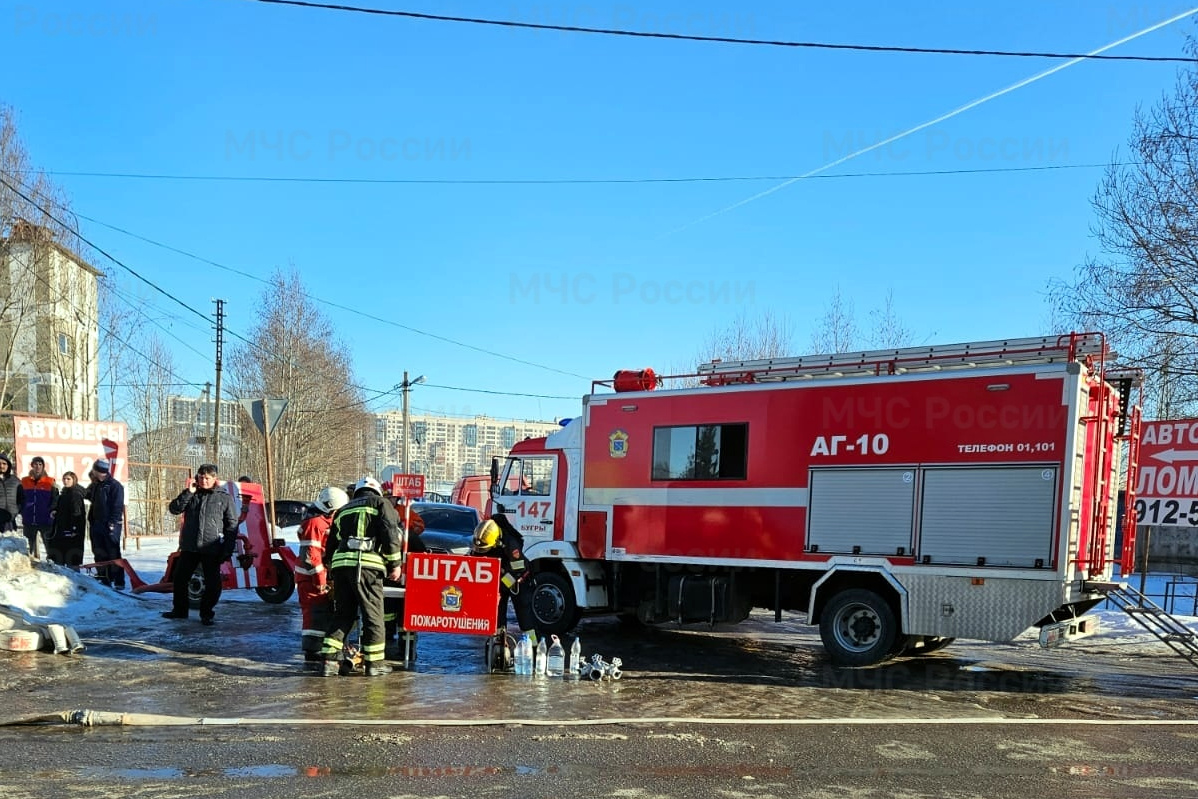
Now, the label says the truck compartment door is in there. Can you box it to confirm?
[807,468,917,555]
[918,466,1057,567]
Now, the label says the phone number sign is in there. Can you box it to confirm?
[1134,419,1198,526]
[403,553,499,636]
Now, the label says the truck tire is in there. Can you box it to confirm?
[903,636,955,656]
[819,589,898,667]
[256,559,295,604]
[528,571,580,636]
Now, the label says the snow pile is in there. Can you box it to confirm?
[0,532,162,630]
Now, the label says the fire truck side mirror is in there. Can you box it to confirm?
[490,457,500,488]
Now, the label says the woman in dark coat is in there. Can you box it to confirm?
[48,471,87,569]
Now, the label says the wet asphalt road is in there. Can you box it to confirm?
[1,594,1197,797]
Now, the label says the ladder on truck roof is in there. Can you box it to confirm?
[1086,581,1198,670]
[697,333,1110,385]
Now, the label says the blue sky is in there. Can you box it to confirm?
[4,0,1196,423]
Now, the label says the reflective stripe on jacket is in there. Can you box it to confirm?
[326,494,402,573]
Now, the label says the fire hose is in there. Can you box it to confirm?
[3,712,1195,728]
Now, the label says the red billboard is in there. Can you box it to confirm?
[1134,418,1198,526]
[12,416,127,484]
[403,553,499,636]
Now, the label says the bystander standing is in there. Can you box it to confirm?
[164,463,238,626]
[20,456,58,559]
[85,459,126,589]
[47,471,86,569]
[0,453,24,535]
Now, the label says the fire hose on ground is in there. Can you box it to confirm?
[2,712,1198,728]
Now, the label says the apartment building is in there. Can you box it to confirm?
[0,220,101,420]
[374,411,563,488]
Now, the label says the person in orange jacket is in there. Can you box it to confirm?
[295,486,349,669]
[20,456,57,559]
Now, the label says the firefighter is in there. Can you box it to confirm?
[472,513,538,657]
[295,485,349,670]
[316,476,402,677]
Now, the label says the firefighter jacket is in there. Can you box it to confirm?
[296,509,334,590]
[169,487,239,557]
[326,493,402,574]
[20,474,59,527]
[481,513,530,591]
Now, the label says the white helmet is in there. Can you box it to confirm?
[354,476,383,497]
[314,486,349,514]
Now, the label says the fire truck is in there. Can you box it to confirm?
[492,333,1142,666]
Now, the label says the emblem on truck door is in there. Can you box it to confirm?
[609,429,629,458]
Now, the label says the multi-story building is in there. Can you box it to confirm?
[374,411,563,492]
[0,220,100,420]
[160,393,243,470]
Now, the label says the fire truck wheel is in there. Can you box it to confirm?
[819,589,898,667]
[529,572,581,636]
[903,636,955,656]
[255,559,296,604]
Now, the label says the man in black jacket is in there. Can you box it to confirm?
[164,463,239,626]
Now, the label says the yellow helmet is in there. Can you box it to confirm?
[473,519,501,552]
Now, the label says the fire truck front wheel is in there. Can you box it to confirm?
[528,571,581,636]
[819,589,898,667]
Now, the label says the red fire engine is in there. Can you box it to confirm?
[491,333,1141,666]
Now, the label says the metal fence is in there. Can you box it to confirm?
[123,461,192,549]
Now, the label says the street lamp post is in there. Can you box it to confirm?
[401,371,425,475]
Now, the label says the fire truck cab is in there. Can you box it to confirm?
[494,334,1140,666]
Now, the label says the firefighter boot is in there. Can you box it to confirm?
[318,659,339,678]
[364,661,393,677]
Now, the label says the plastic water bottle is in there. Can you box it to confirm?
[546,635,565,677]
[514,634,532,676]
[534,637,547,676]
[568,636,582,679]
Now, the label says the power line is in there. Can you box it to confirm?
[73,212,590,380]
[247,0,1198,63]
[40,163,1122,185]
[0,174,214,327]
[422,382,576,400]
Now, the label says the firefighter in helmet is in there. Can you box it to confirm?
[295,485,349,670]
[472,512,538,650]
[316,476,403,677]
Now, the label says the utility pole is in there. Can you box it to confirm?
[211,299,225,465]
[401,371,425,474]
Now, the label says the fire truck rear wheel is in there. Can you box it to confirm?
[255,559,295,604]
[903,635,955,656]
[529,571,580,636]
[819,589,898,667]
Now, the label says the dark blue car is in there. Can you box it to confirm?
[408,502,480,555]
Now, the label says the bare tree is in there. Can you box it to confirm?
[810,286,859,353]
[867,289,914,349]
[1051,41,1198,418]
[662,310,796,388]
[702,309,794,362]
[126,334,190,534]
[228,268,371,501]
[0,104,93,422]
